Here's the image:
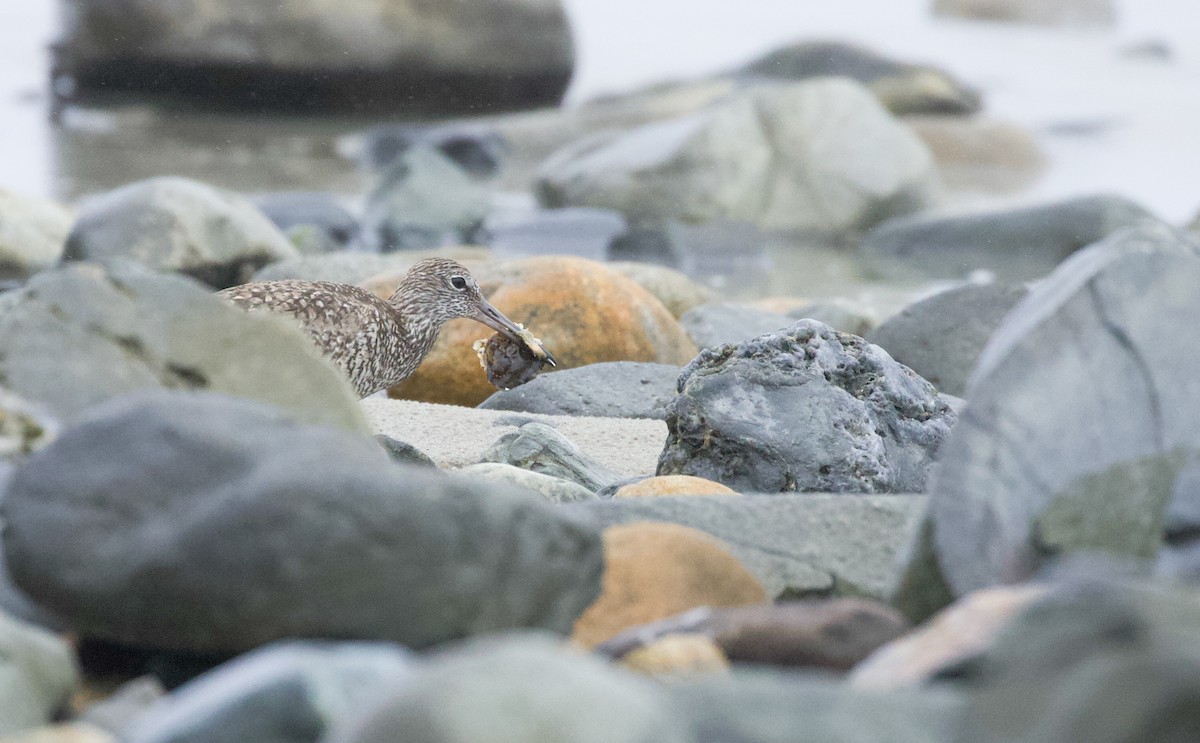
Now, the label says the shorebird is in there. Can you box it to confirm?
[218,257,554,397]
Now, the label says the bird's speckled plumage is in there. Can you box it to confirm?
[218,258,531,397]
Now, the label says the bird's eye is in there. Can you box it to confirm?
[450,276,468,290]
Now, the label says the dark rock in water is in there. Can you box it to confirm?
[868,282,1030,397]
[598,599,908,671]
[0,262,367,433]
[253,192,359,251]
[54,0,575,113]
[919,225,1200,601]
[360,147,491,252]
[933,0,1115,28]
[482,421,623,492]
[328,635,687,743]
[62,177,297,289]
[361,124,507,178]
[122,642,415,743]
[0,188,72,282]
[479,362,681,420]
[671,669,964,743]
[374,435,437,469]
[658,320,956,493]
[679,303,794,349]
[565,494,928,600]
[480,208,627,263]
[0,611,79,734]
[953,580,1200,743]
[1,390,604,653]
[737,40,982,116]
[859,194,1162,282]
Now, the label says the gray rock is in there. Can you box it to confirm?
[608,262,713,318]
[537,79,939,234]
[565,494,928,600]
[1,390,604,652]
[482,421,624,492]
[481,208,626,263]
[680,303,794,349]
[787,299,878,337]
[737,40,982,116]
[362,124,507,178]
[253,192,358,251]
[373,435,437,468]
[954,580,1200,743]
[925,225,1200,599]
[479,362,681,420]
[934,0,1115,27]
[658,320,956,493]
[859,194,1162,282]
[0,262,367,432]
[55,0,574,112]
[81,676,165,734]
[63,177,297,289]
[328,634,688,743]
[0,189,72,282]
[0,611,79,734]
[672,669,963,743]
[454,463,598,504]
[361,147,491,252]
[123,642,415,743]
[0,387,58,462]
[868,282,1030,397]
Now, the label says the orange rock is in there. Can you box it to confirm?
[388,256,698,407]
[572,522,766,648]
[621,633,730,678]
[614,476,738,499]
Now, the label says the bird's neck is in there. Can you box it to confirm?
[384,277,448,381]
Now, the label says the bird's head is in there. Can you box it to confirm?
[394,258,556,365]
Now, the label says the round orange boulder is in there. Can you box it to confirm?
[388,255,698,406]
[571,521,767,648]
[614,476,738,499]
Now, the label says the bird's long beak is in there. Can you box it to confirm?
[473,298,557,367]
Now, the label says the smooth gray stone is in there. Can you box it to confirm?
[0,189,71,282]
[868,282,1030,397]
[0,610,79,734]
[328,634,688,743]
[2,390,603,652]
[482,421,623,492]
[63,177,296,288]
[479,362,681,420]
[659,319,956,493]
[455,463,598,504]
[123,641,415,743]
[374,435,437,468]
[253,192,359,250]
[80,676,165,733]
[923,224,1200,599]
[859,194,1162,282]
[564,494,928,600]
[680,303,794,349]
[0,262,367,433]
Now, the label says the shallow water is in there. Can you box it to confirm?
[0,0,1197,302]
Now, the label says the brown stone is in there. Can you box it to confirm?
[388,256,698,406]
[621,633,730,679]
[598,599,908,671]
[614,476,738,499]
[851,584,1048,689]
[572,522,766,648]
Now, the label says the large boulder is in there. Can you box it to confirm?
[388,256,697,407]
[736,40,981,116]
[859,194,1161,282]
[537,79,939,235]
[63,177,297,288]
[1,391,604,652]
[0,190,72,283]
[123,642,414,743]
[921,225,1200,599]
[478,362,681,420]
[55,0,575,113]
[658,320,956,493]
[933,0,1116,27]
[567,494,928,601]
[0,262,366,432]
[868,282,1030,397]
